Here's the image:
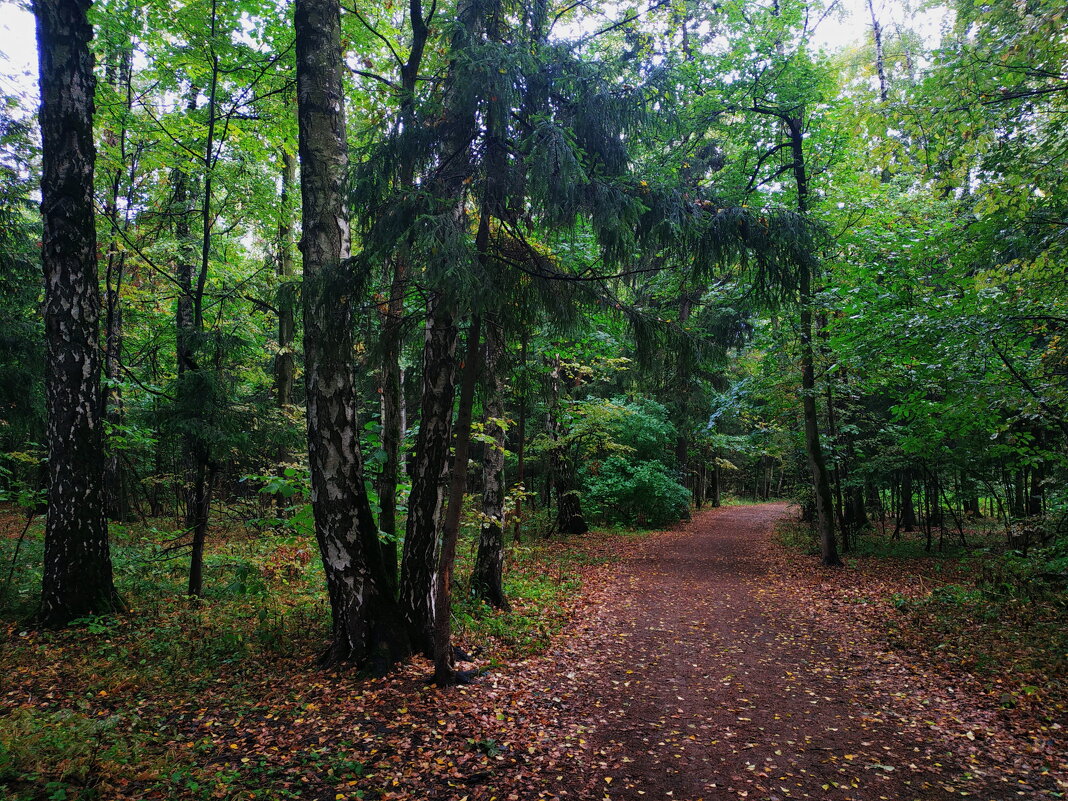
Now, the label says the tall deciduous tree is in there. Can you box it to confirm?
[294,0,409,670]
[34,0,122,626]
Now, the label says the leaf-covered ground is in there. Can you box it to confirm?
[555,503,1066,800]
[2,504,1065,800]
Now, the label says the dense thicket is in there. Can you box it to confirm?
[2,0,1066,671]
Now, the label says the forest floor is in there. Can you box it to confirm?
[2,503,1066,800]
[547,503,1065,801]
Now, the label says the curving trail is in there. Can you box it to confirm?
[554,503,1023,801]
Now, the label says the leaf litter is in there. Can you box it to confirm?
[2,504,1064,800]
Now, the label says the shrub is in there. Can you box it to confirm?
[583,456,690,527]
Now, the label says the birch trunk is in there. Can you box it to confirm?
[35,0,122,626]
[295,0,409,670]
[400,294,458,656]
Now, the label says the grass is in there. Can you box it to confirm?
[0,708,176,801]
[451,509,637,658]
[774,517,821,556]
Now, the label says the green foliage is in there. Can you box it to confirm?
[0,708,162,801]
[3,0,1067,723]
[0,95,43,457]
[584,456,690,528]
[542,396,691,528]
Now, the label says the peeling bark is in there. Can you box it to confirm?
[400,293,458,657]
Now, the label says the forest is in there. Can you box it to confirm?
[1,0,1066,798]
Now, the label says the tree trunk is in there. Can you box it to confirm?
[102,39,133,524]
[549,355,587,535]
[787,113,840,567]
[295,0,409,671]
[512,332,527,543]
[693,456,705,509]
[674,291,694,508]
[377,259,406,581]
[1028,460,1044,517]
[432,316,482,685]
[866,0,893,183]
[35,0,122,626]
[171,85,206,589]
[800,301,838,565]
[710,457,721,508]
[400,293,458,656]
[901,469,916,531]
[376,9,429,579]
[174,85,200,381]
[962,477,981,518]
[186,462,216,597]
[400,0,487,655]
[824,374,849,549]
[184,0,222,596]
[275,150,297,409]
[473,318,510,610]
[274,149,297,517]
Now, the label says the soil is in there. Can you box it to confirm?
[547,503,1055,800]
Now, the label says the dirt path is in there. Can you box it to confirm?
[551,503,1035,801]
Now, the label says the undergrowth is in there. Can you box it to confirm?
[0,501,632,800]
[892,544,1068,701]
[0,708,172,801]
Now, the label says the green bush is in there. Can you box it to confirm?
[583,455,689,527]
[558,395,690,528]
